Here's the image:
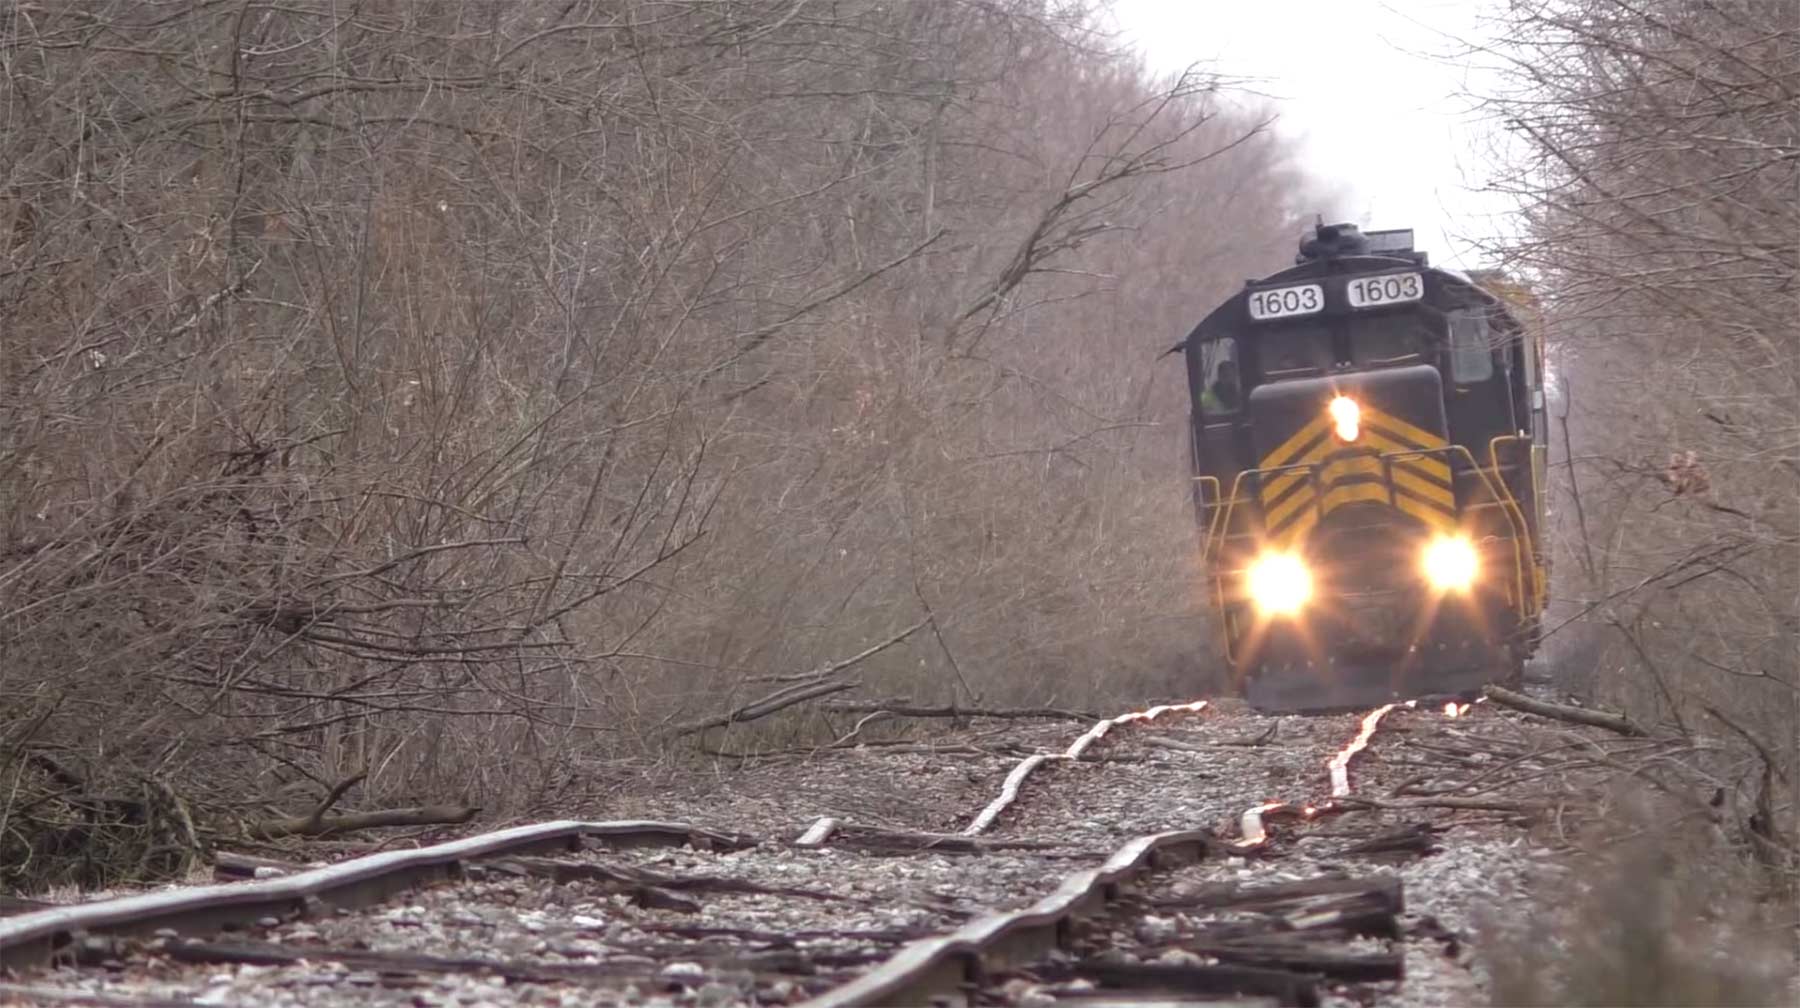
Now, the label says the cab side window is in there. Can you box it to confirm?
[1199,337,1241,415]
[1447,308,1495,383]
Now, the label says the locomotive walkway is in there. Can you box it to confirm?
[0,691,1659,1006]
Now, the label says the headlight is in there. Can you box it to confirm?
[1328,396,1360,441]
[1247,552,1312,617]
[1422,535,1479,591]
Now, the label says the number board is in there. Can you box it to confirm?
[1346,272,1423,309]
[1247,283,1323,321]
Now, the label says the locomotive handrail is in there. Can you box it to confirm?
[1486,434,1545,613]
[1192,474,1226,553]
[1196,444,1531,611]
[1373,445,1531,610]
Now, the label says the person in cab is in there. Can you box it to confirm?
[1202,359,1241,413]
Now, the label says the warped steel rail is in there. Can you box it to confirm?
[961,699,1209,835]
[799,828,1219,1008]
[0,819,752,971]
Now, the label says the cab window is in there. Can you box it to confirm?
[1199,337,1241,415]
[1348,314,1431,366]
[1447,308,1495,383]
[1258,323,1332,378]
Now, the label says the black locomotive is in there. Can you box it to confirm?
[1180,223,1549,711]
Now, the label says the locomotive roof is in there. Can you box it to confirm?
[1181,252,1511,349]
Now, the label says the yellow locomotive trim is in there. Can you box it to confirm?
[1358,408,1445,454]
[1259,403,1449,472]
[1260,405,1454,532]
[1260,458,1454,534]
[1202,442,1533,615]
[1258,431,1454,509]
[1260,418,1332,471]
[1254,402,1456,547]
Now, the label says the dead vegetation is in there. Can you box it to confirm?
[1471,0,1798,946]
[1483,791,1796,1007]
[0,0,1321,890]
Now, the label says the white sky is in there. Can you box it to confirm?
[1110,0,1515,271]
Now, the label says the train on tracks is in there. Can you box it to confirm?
[1179,223,1549,711]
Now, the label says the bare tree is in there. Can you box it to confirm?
[0,0,1318,889]
[1477,0,1797,848]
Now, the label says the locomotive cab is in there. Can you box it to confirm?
[1182,224,1549,712]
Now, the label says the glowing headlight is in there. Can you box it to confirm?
[1328,396,1360,441]
[1246,552,1312,617]
[1422,535,1479,591]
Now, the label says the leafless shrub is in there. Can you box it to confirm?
[0,0,1315,888]
[1475,0,1797,860]
[1483,791,1796,1006]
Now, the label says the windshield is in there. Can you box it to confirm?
[1347,312,1437,366]
[1257,322,1332,377]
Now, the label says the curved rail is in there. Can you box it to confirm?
[0,820,753,971]
[960,700,1209,835]
[799,828,1219,1008]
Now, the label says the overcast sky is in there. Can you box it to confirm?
[1109,0,1515,271]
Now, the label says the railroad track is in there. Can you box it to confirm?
[1,695,1602,1007]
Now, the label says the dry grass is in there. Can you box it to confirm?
[1483,794,1797,1007]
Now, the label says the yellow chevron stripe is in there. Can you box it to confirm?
[1322,480,1389,513]
[1354,435,1454,506]
[1264,452,1385,531]
[1268,486,1455,549]
[1261,471,1317,530]
[1261,415,1331,469]
[1390,466,1455,512]
[1253,396,1458,550]
[1260,450,1454,522]
[1362,407,1445,450]
[1255,401,1442,471]
[1354,426,1436,462]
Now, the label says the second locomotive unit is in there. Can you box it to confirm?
[1181,223,1548,712]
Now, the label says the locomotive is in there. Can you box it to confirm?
[1179,223,1549,712]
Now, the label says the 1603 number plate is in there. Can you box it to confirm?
[1346,272,1423,308]
[1247,283,1323,320]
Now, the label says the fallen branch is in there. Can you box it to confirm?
[824,824,1075,855]
[475,856,849,902]
[248,804,479,839]
[672,678,859,737]
[828,710,896,747]
[1220,722,1280,747]
[818,702,1100,722]
[1483,685,1647,737]
[672,618,931,738]
[809,617,931,678]
[1139,735,1212,754]
[1340,795,1546,814]
[639,922,931,944]
[706,741,1026,759]
[211,851,312,880]
[302,772,366,834]
[1330,823,1444,859]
